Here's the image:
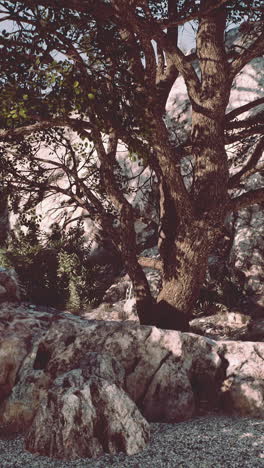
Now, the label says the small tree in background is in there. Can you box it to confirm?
[0,215,102,312]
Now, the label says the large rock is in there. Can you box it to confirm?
[0,268,20,303]
[0,305,263,460]
[0,305,53,433]
[190,310,251,341]
[0,306,222,429]
[25,369,149,460]
[35,318,225,422]
[218,341,264,418]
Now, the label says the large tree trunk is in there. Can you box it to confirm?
[156,220,210,330]
[144,2,231,331]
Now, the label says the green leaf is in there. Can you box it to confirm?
[19,109,27,118]
[73,80,79,88]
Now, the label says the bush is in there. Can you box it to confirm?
[0,214,101,312]
[195,268,247,317]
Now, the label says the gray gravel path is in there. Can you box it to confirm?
[0,415,263,468]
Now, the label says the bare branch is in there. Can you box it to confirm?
[225,110,264,143]
[0,118,92,140]
[226,97,264,121]
[113,1,200,103]
[138,256,162,271]
[159,0,230,29]
[226,125,264,143]
[167,0,178,46]
[107,129,118,160]
[228,188,264,212]
[230,31,264,78]
[118,27,145,85]
[228,137,264,188]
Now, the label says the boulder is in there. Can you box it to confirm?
[34,319,224,421]
[0,306,223,429]
[0,305,264,461]
[0,268,20,303]
[25,369,150,460]
[218,341,264,417]
[190,310,251,340]
[0,305,52,433]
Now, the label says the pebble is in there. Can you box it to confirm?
[0,415,263,467]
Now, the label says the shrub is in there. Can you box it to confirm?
[0,214,101,312]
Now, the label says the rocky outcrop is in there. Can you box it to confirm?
[0,268,20,303]
[0,304,263,460]
[190,311,252,341]
[25,367,149,460]
[218,341,264,418]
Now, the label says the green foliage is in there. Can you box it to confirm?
[0,215,100,313]
[195,270,247,316]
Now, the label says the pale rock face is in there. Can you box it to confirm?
[229,202,264,314]
[190,311,252,341]
[25,368,149,460]
[218,341,264,417]
[0,268,20,303]
[0,284,7,298]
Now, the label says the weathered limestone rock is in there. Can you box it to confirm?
[0,343,52,434]
[218,341,264,417]
[190,311,251,341]
[25,369,150,460]
[0,284,7,299]
[0,311,40,401]
[36,319,223,422]
[0,268,20,303]
[0,305,264,461]
[0,305,53,433]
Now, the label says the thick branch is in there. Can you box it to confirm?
[228,137,264,188]
[0,118,92,140]
[230,31,264,78]
[113,2,200,103]
[118,27,145,86]
[159,0,230,29]
[225,124,264,144]
[226,97,264,121]
[228,188,264,212]
[138,256,162,271]
[167,0,178,46]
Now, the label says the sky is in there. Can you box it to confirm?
[0,15,197,53]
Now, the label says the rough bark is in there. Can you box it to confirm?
[156,221,210,331]
[0,189,9,248]
[145,2,232,329]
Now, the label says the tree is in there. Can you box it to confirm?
[0,0,264,329]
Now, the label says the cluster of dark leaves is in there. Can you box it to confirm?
[195,274,246,317]
[0,215,107,313]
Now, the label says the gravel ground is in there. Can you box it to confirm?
[0,414,263,468]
